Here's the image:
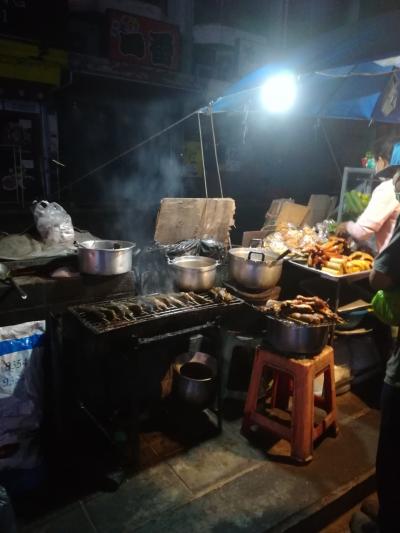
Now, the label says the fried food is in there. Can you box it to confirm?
[264,295,343,325]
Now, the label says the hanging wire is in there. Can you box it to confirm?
[17,109,200,235]
[54,109,199,196]
[209,106,224,198]
[242,103,249,144]
[197,112,208,198]
[320,120,342,179]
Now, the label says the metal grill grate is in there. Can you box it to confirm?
[68,292,243,335]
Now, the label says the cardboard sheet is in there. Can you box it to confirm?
[275,201,310,227]
[154,198,235,245]
[303,194,337,226]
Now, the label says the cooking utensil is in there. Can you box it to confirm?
[268,248,291,267]
[168,255,220,292]
[0,263,28,300]
[262,314,333,354]
[228,247,283,290]
[76,240,137,275]
[173,352,217,409]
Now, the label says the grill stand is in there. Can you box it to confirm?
[53,316,228,482]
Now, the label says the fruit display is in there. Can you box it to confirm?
[304,237,373,276]
[344,190,371,218]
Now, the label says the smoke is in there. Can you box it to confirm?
[94,98,191,245]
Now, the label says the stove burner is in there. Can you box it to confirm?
[69,290,243,335]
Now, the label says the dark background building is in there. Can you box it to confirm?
[0,0,399,243]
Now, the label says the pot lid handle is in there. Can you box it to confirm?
[247,250,265,262]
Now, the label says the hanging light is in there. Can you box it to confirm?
[260,72,297,113]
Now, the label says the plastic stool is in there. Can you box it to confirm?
[242,345,338,463]
[220,331,261,401]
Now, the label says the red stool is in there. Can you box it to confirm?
[242,345,338,463]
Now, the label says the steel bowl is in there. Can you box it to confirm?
[169,255,219,292]
[262,314,333,355]
[228,248,283,290]
[77,240,136,275]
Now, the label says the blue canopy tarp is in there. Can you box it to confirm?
[205,10,400,122]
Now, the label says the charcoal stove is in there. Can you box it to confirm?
[52,290,246,468]
[68,291,244,339]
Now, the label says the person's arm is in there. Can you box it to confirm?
[370,217,400,290]
[369,269,395,291]
[345,181,398,241]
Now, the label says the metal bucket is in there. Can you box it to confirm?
[173,352,217,409]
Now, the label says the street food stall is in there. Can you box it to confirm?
[3,47,400,504]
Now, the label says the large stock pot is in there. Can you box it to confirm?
[228,248,283,290]
[76,240,137,275]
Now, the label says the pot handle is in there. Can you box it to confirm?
[247,250,265,262]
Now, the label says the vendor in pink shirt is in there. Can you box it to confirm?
[339,138,400,253]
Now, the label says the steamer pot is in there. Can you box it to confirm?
[228,248,283,290]
[168,255,219,291]
[77,240,136,275]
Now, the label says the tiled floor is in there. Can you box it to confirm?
[17,390,379,533]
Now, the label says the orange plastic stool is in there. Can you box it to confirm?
[242,345,338,463]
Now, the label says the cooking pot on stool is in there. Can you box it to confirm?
[228,248,284,290]
[262,314,334,355]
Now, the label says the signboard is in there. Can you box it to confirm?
[108,9,180,71]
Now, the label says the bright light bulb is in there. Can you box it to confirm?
[260,72,297,113]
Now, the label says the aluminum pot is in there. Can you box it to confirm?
[173,352,217,409]
[228,248,283,290]
[168,255,219,292]
[263,314,333,355]
[77,240,136,275]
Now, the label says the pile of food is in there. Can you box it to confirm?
[262,295,343,325]
[264,223,321,255]
[304,237,374,275]
[77,288,234,324]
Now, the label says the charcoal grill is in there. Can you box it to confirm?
[54,290,246,464]
[68,292,244,340]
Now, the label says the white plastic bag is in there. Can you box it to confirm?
[0,321,45,470]
[32,200,74,247]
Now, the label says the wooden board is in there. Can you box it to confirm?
[241,230,269,247]
[154,198,235,245]
[275,201,310,227]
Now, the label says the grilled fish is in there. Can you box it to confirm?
[165,295,186,308]
[150,297,169,311]
[178,292,198,305]
[210,287,234,303]
[78,305,110,323]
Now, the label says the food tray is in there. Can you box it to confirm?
[289,259,371,282]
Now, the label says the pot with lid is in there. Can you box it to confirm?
[228,248,285,290]
[168,255,219,291]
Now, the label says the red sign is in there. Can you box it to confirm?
[108,10,180,71]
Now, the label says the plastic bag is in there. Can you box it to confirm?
[371,289,400,326]
[0,320,45,470]
[32,200,74,247]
